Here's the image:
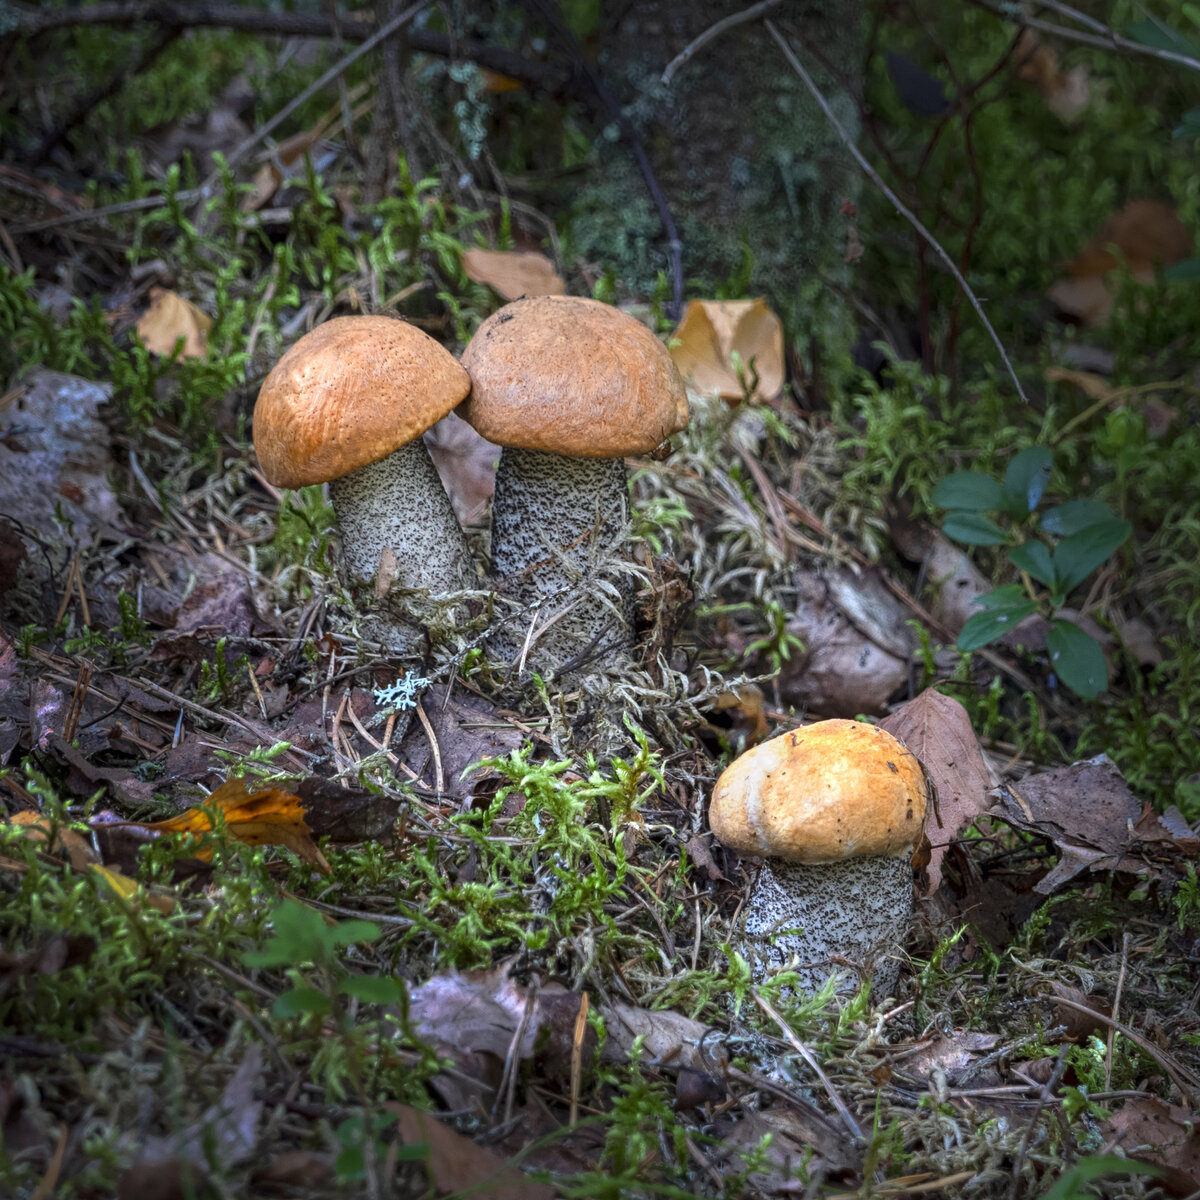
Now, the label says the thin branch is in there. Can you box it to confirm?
[7,1,572,95]
[193,0,431,200]
[969,0,1200,76]
[764,19,1030,405]
[661,0,782,85]
[521,0,684,318]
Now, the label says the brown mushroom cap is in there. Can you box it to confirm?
[459,296,689,458]
[253,316,470,489]
[709,719,927,864]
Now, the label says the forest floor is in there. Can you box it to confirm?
[2,5,1200,1199]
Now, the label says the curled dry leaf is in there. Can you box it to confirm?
[1101,1096,1200,1195]
[117,1044,263,1200]
[107,776,331,872]
[390,1103,557,1200]
[424,412,500,526]
[991,754,1198,894]
[775,568,910,717]
[879,688,994,896]
[135,287,212,358]
[670,298,784,404]
[462,247,565,300]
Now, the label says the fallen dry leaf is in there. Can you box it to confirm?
[117,1044,263,1200]
[670,298,784,404]
[991,754,1198,893]
[899,1031,1003,1087]
[600,1001,727,1074]
[0,934,95,998]
[136,287,212,358]
[462,247,565,300]
[775,568,910,717]
[1016,31,1091,124]
[1044,365,1115,401]
[424,412,500,526]
[1048,200,1192,326]
[110,776,331,872]
[1102,1096,1200,1195]
[880,688,994,896]
[390,1103,557,1200]
[89,863,177,915]
[7,809,96,871]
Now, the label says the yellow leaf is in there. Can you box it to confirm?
[669,298,784,404]
[132,777,331,872]
[89,863,177,914]
[462,248,565,301]
[136,287,213,359]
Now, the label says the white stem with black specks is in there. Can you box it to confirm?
[488,447,634,679]
[739,855,914,998]
[329,439,473,653]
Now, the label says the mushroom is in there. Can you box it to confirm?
[709,718,927,998]
[459,296,688,678]
[254,316,474,652]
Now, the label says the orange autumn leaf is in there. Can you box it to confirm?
[134,777,330,872]
[8,810,96,871]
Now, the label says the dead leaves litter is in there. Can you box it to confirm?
[670,298,784,403]
[135,287,212,358]
[105,775,331,872]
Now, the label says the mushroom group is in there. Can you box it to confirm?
[709,719,928,998]
[459,295,689,680]
[253,316,473,653]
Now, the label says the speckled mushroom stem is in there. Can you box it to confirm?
[487,447,635,678]
[740,855,914,999]
[328,438,473,653]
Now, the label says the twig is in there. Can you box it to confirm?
[1053,993,1199,1103]
[661,0,782,85]
[969,0,1200,76]
[1007,1045,1069,1200]
[1105,932,1131,1092]
[31,24,182,164]
[764,19,1030,405]
[193,0,430,204]
[752,990,862,1142]
[522,0,684,317]
[10,2,571,94]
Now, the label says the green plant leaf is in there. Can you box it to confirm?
[931,471,1005,511]
[1039,499,1116,537]
[328,919,382,949]
[339,975,404,1005]
[1052,518,1132,592]
[957,602,1038,651]
[1041,1156,1159,1200]
[272,987,333,1018]
[973,583,1030,610]
[1165,257,1200,280]
[943,511,1008,545]
[1009,540,1056,587]
[1002,447,1053,515]
[1175,108,1200,139]
[1124,18,1200,59]
[1047,620,1108,699]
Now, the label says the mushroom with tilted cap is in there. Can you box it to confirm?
[458,295,689,678]
[708,718,928,998]
[254,315,474,652]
